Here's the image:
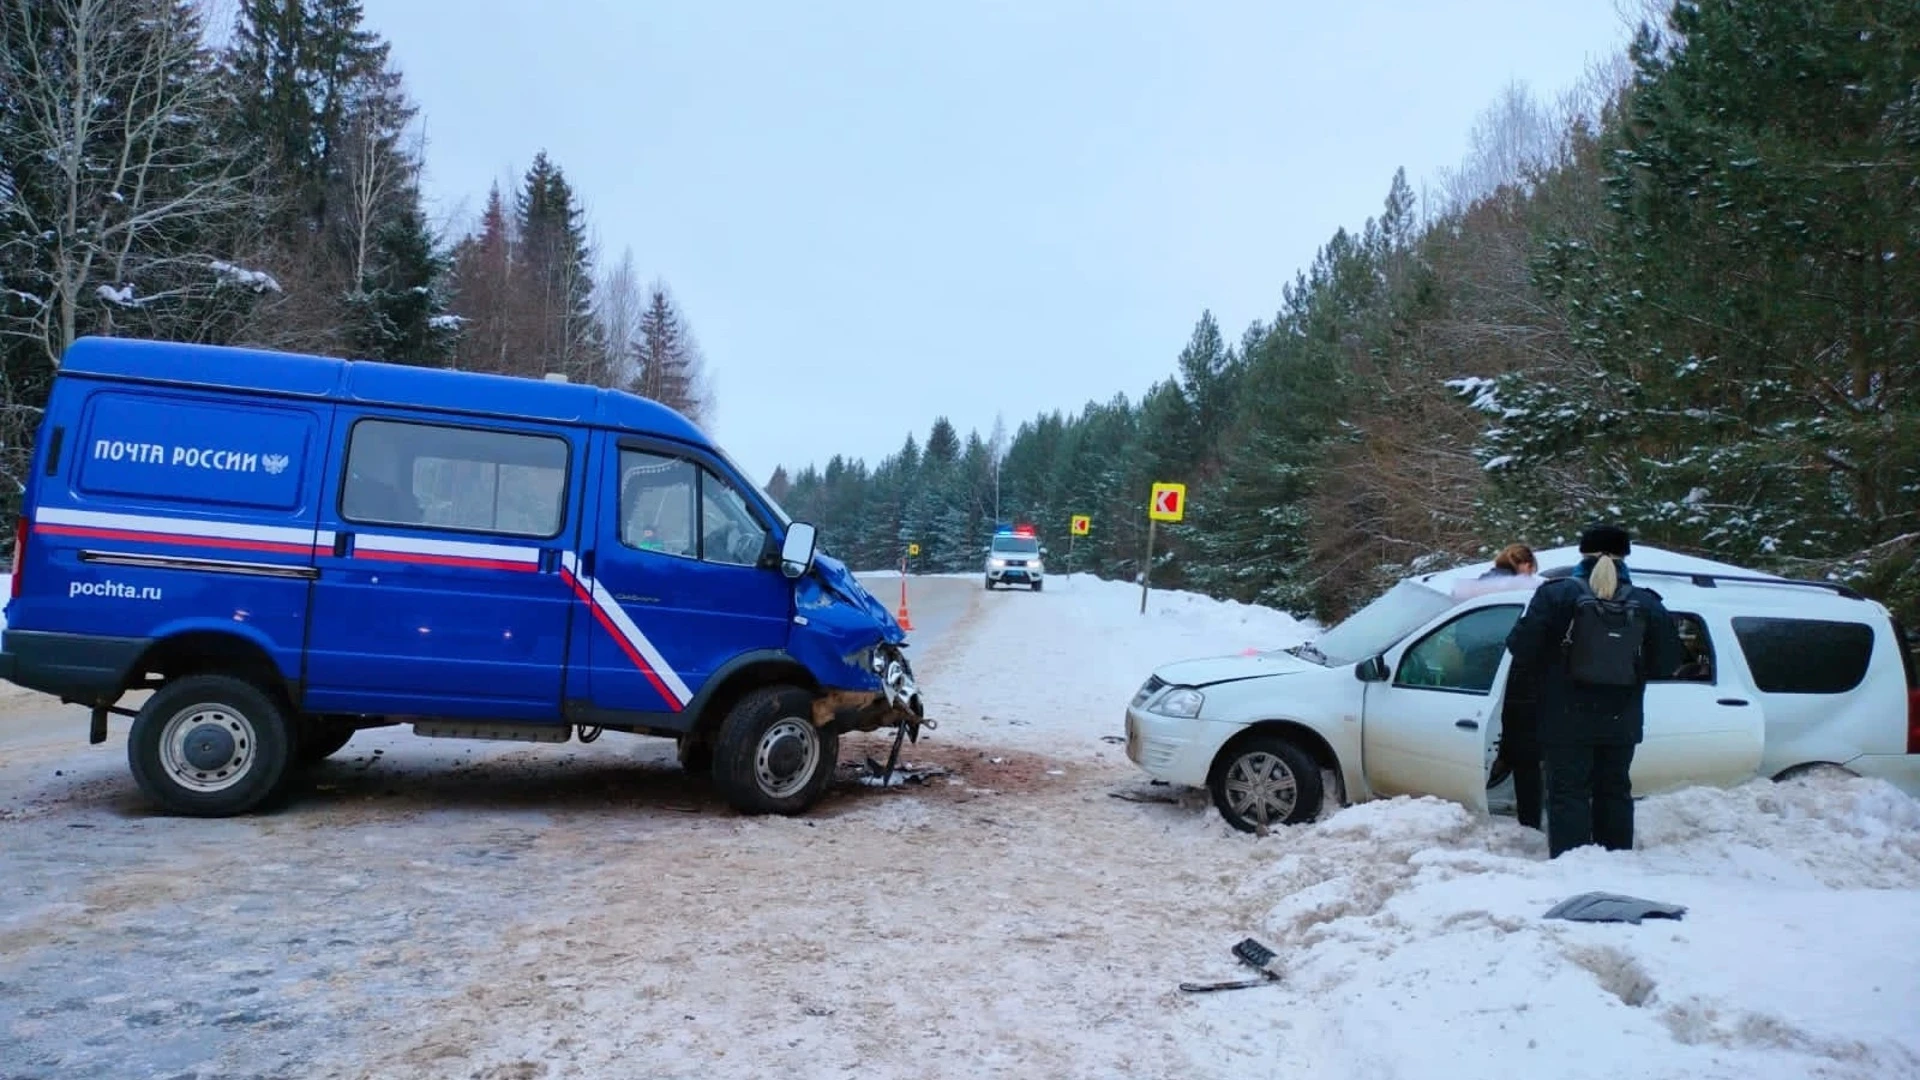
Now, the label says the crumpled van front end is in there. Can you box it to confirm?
[787,550,926,739]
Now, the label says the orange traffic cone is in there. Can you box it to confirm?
[896,571,915,631]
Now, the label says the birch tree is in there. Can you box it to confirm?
[1,0,266,370]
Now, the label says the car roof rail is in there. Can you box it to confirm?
[1540,565,1864,600]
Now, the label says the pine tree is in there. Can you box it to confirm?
[447,184,512,373]
[630,282,710,424]
[1477,0,1920,613]
[514,151,605,384]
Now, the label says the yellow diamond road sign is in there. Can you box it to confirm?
[1070,515,1090,536]
[1149,482,1186,522]
[907,543,921,557]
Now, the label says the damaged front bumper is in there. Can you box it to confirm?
[813,643,931,740]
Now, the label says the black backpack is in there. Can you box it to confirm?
[1561,581,1650,687]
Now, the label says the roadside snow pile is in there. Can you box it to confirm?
[919,573,1310,754]
[1202,773,1920,1079]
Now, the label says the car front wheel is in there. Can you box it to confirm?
[1209,736,1324,832]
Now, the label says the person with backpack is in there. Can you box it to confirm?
[1504,525,1684,857]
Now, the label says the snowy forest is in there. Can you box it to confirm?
[774,0,1920,626]
[0,0,710,523]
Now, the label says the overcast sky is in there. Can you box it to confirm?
[358,0,1633,488]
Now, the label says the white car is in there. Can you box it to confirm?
[984,527,1045,591]
[1125,545,1920,832]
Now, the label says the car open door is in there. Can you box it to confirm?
[1360,602,1528,814]
[1629,611,1767,794]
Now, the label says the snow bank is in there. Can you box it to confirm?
[930,572,1920,1078]
[1203,776,1920,1078]
[919,574,1310,755]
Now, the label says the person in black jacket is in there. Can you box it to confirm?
[1504,525,1684,857]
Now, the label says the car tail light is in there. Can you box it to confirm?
[9,515,23,599]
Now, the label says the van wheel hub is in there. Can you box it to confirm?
[755,719,819,798]
[160,706,255,792]
[182,723,236,770]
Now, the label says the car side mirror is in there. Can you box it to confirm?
[780,522,818,580]
[1040,546,1049,556]
[1355,655,1389,682]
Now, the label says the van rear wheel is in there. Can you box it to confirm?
[711,686,838,815]
[128,675,295,817]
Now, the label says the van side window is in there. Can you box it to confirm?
[342,419,568,538]
[1731,616,1875,694]
[618,451,697,558]
[1655,613,1715,683]
[1394,605,1523,695]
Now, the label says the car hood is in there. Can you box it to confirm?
[1153,651,1320,689]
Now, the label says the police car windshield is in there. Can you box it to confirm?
[993,536,1040,554]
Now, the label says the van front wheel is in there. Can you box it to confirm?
[128,675,295,817]
[712,686,838,815]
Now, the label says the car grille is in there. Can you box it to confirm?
[1006,559,1027,567]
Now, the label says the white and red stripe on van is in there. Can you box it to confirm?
[33,506,330,556]
[351,532,538,572]
[33,506,693,712]
[559,552,693,712]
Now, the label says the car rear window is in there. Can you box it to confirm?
[1731,616,1876,695]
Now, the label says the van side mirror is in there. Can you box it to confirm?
[1355,655,1389,682]
[780,522,818,580]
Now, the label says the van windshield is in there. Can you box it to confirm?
[1300,580,1458,667]
[712,447,791,527]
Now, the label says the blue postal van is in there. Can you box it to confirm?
[0,337,926,817]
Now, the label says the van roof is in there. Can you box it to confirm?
[59,336,709,446]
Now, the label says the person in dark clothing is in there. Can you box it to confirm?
[1478,544,1544,830]
[1504,525,1684,857]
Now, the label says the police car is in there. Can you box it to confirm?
[1124,544,1920,832]
[984,525,1045,591]
[0,337,927,818]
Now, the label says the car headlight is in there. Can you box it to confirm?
[989,558,1006,568]
[1031,561,1044,573]
[1149,687,1204,718]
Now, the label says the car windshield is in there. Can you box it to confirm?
[1297,579,1458,666]
[993,537,1040,554]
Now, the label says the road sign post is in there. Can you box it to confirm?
[1142,483,1186,613]
[1069,515,1089,585]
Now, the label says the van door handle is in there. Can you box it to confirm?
[1716,698,1749,707]
[333,531,349,557]
[1455,719,1480,730]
